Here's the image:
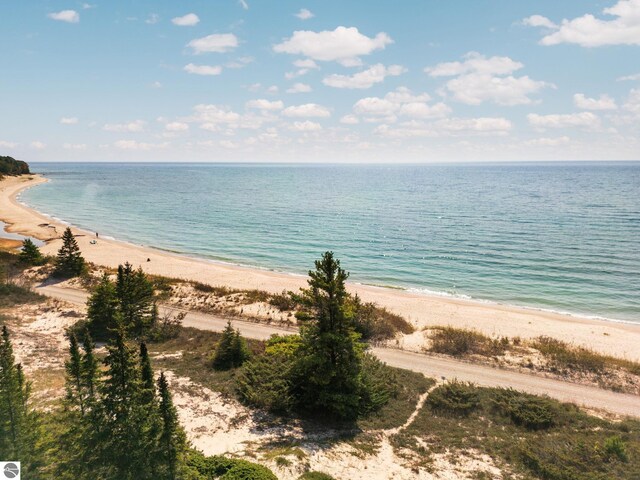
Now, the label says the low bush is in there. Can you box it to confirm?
[299,473,336,480]
[427,381,480,415]
[430,327,506,357]
[492,389,556,430]
[268,290,297,311]
[533,336,606,373]
[187,451,277,479]
[603,435,628,462]
[236,351,296,413]
[0,282,44,307]
[352,301,414,341]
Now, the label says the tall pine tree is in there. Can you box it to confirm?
[0,326,39,473]
[296,252,365,420]
[87,273,119,339]
[157,372,186,480]
[116,262,155,338]
[65,333,85,415]
[54,227,85,277]
[19,238,44,266]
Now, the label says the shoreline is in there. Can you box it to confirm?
[2,174,640,361]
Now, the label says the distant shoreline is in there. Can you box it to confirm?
[2,173,640,361]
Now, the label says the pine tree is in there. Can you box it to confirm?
[97,329,159,479]
[54,227,85,277]
[139,342,156,405]
[19,238,44,266]
[81,329,99,403]
[65,333,85,415]
[212,321,249,370]
[0,327,39,472]
[87,273,119,339]
[296,252,365,420]
[157,372,186,480]
[116,262,155,338]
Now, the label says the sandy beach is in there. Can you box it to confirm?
[2,174,640,361]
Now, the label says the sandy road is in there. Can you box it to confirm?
[36,284,640,418]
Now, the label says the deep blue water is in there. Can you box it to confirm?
[20,162,640,322]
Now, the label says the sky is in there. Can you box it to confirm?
[1,0,639,163]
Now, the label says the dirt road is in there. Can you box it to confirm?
[36,284,640,417]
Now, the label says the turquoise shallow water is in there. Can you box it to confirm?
[21,162,640,322]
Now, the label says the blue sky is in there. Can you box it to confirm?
[1,0,639,162]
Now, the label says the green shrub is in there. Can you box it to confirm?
[236,353,296,413]
[299,472,336,480]
[351,300,414,341]
[430,327,506,357]
[0,282,44,307]
[603,435,627,462]
[533,336,606,373]
[268,290,297,311]
[492,389,556,430]
[186,452,277,480]
[427,381,480,415]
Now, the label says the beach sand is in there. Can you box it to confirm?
[2,174,639,361]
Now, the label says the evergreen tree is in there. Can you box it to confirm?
[87,273,119,339]
[97,329,159,479]
[296,252,365,420]
[212,321,250,370]
[65,333,85,415]
[0,326,39,472]
[81,330,99,403]
[54,227,85,277]
[19,238,44,266]
[157,372,186,479]
[139,342,156,405]
[116,262,155,338]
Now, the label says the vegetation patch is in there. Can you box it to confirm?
[429,326,508,357]
[395,383,640,479]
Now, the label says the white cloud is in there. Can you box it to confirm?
[165,122,189,132]
[150,81,162,88]
[618,73,640,81]
[267,85,279,94]
[282,103,331,118]
[525,0,640,47]
[437,117,512,133]
[426,52,522,77]
[426,52,551,106]
[103,120,146,132]
[340,115,360,125]
[524,136,571,147]
[0,140,18,148]
[238,0,249,11]
[286,83,312,93]
[220,140,239,149]
[527,112,601,129]
[273,26,392,63]
[522,15,557,29]
[30,141,46,150]
[114,140,168,151]
[48,10,79,23]
[293,59,318,69]
[60,117,78,124]
[399,102,452,119]
[63,143,87,150]
[374,117,512,138]
[323,64,406,89]
[145,14,160,25]
[290,121,322,131]
[81,3,95,9]
[188,34,238,54]
[190,104,241,125]
[245,99,284,110]
[623,88,640,114]
[573,93,617,110]
[184,63,222,76]
[172,13,200,26]
[295,9,314,20]
[353,87,450,121]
